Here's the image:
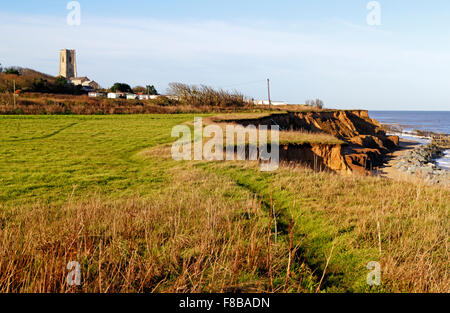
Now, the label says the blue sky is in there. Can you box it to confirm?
[1,0,450,110]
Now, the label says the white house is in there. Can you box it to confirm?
[107,92,124,99]
[88,92,105,98]
[126,94,138,100]
[253,100,287,106]
[137,95,159,100]
[137,95,162,100]
[70,76,99,90]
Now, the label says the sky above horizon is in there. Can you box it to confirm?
[1,0,450,110]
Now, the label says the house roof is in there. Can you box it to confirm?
[70,76,89,82]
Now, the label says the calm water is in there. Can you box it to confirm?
[368,111,450,135]
[369,111,450,170]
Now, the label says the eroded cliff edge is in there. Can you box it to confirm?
[227,110,399,175]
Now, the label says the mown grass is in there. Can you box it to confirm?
[0,115,193,206]
[0,114,448,293]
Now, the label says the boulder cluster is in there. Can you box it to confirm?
[395,143,449,185]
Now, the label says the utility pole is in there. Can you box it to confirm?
[267,78,272,111]
[13,79,16,110]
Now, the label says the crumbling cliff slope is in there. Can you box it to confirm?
[230,110,399,174]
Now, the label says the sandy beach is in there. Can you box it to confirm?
[377,139,424,183]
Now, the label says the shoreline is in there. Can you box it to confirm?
[376,139,423,183]
[375,117,450,181]
[376,138,449,186]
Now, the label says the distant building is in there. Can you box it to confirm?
[59,49,77,78]
[70,76,89,85]
[70,76,99,90]
[88,92,105,98]
[82,80,99,89]
[59,49,99,90]
[107,92,125,99]
[253,100,287,106]
[138,95,160,100]
[126,94,138,100]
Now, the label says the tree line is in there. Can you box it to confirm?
[109,83,158,95]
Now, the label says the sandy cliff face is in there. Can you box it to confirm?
[279,143,353,174]
[233,110,399,174]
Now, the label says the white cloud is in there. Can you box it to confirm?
[1,13,449,110]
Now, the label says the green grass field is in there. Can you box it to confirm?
[0,115,448,292]
[0,115,194,206]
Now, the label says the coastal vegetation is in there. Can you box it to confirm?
[0,92,261,115]
[167,83,246,108]
[0,75,260,114]
[0,68,84,95]
[0,68,158,97]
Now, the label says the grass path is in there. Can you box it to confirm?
[196,162,378,292]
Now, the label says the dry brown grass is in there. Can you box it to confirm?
[1,112,447,293]
[211,112,287,122]
[266,166,450,292]
[143,144,450,293]
[200,117,343,145]
[0,71,56,93]
[0,93,280,115]
[277,130,343,145]
[206,114,343,146]
[0,92,327,116]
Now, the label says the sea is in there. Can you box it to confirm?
[368,111,450,170]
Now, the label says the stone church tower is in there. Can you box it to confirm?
[59,49,77,78]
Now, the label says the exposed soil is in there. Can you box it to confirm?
[227,110,400,175]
